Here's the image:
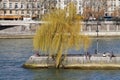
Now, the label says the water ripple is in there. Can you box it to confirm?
[0,38,120,80]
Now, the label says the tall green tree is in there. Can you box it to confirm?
[33,2,90,68]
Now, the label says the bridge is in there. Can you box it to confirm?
[0,20,119,26]
[0,20,45,26]
[0,20,120,38]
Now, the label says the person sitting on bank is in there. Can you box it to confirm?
[85,52,91,60]
[34,51,40,57]
[103,52,106,57]
[103,52,115,58]
[110,52,115,59]
[94,49,97,54]
[103,52,110,57]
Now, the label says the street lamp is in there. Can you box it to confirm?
[115,17,119,26]
[96,20,100,54]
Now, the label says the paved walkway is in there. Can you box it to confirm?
[81,32,120,37]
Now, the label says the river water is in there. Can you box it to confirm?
[0,38,120,80]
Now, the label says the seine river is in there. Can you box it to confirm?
[0,38,120,80]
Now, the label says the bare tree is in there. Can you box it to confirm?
[112,7,120,17]
[82,0,107,20]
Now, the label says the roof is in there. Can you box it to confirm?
[0,15,22,19]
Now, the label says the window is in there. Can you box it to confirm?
[79,6,81,10]
[27,10,30,14]
[4,10,6,14]
[15,3,18,8]
[79,1,81,5]
[27,4,29,8]
[3,3,7,8]
[15,10,18,14]
[10,10,12,14]
[37,3,40,8]
[27,4,30,8]
[74,1,77,5]
[38,10,40,14]
[21,3,24,8]
[64,1,67,4]
[32,3,35,8]
[21,10,24,14]
[9,3,12,8]
[32,11,34,14]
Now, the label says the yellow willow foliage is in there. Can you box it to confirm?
[33,2,90,68]
[83,36,91,51]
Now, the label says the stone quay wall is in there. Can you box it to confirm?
[23,54,120,69]
[0,21,120,38]
[81,21,120,37]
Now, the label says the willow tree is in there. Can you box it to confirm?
[33,2,90,68]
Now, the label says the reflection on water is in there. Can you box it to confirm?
[32,69,120,80]
[0,38,120,80]
[93,38,120,54]
[69,37,120,54]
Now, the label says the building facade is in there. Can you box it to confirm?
[56,0,83,14]
[107,0,120,16]
[0,0,120,20]
[0,0,50,20]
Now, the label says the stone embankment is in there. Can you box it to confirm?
[0,21,120,38]
[23,54,120,69]
[0,23,37,38]
[0,33,34,39]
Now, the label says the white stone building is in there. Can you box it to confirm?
[0,0,49,20]
[0,0,120,20]
[106,0,120,16]
[55,0,120,17]
[56,0,83,14]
